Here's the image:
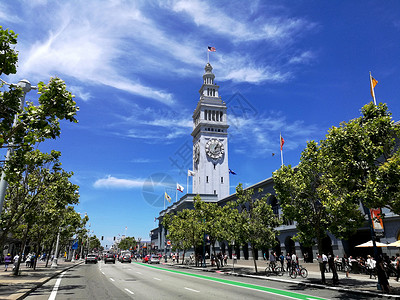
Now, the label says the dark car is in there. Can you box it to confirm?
[121,254,131,263]
[104,253,115,264]
[85,254,98,264]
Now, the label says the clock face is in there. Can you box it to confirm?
[205,139,224,159]
[193,143,200,163]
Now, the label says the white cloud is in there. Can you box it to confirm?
[171,0,315,44]
[93,175,146,189]
[229,113,319,156]
[0,3,22,23]
[288,51,315,64]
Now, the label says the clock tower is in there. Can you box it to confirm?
[192,63,229,199]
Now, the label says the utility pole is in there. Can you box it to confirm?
[0,79,36,213]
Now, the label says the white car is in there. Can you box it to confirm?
[149,255,160,264]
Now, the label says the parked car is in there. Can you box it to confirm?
[121,254,131,263]
[85,254,98,264]
[104,253,115,264]
[149,254,160,264]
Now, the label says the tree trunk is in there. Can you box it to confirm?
[181,250,186,265]
[13,225,30,276]
[45,238,55,268]
[252,246,258,273]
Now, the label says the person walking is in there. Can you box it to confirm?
[317,254,326,284]
[279,253,285,271]
[269,251,276,269]
[12,253,19,271]
[286,253,291,272]
[328,253,339,285]
[395,253,400,282]
[4,253,12,271]
[342,254,350,277]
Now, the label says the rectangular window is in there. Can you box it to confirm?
[221,177,223,183]
[206,176,209,183]
[214,190,216,195]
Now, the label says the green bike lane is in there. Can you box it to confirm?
[134,262,327,300]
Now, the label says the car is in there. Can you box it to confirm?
[149,254,160,264]
[85,254,98,264]
[104,253,115,264]
[121,254,131,263]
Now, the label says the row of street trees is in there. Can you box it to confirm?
[162,102,399,280]
[162,186,281,273]
[0,26,87,274]
[273,102,400,256]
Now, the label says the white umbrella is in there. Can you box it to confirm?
[387,240,400,247]
[355,240,388,247]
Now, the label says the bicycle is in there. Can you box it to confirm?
[184,256,194,265]
[289,264,308,279]
[265,262,284,277]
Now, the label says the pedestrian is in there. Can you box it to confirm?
[376,256,390,293]
[291,252,297,269]
[269,251,276,269]
[395,253,400,282]
[12,253,19,271]
[4,253,12,271]
[366,255,376,279]
[286,253,291,272]
[322,253,328,272]
[342,254,350,277]
[328,253,339,285]
[26,253,31,268]
[279,253,285,271]
[317,253,326,284]
[224,253,228,266]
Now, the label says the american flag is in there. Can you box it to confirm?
[208,46,216,52]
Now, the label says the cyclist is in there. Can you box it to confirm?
[269,251,276,269]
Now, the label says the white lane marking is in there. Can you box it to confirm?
[48,271,67,300]
[110,278,115,281]
[125,288,134,295]
[101,271,105,275]
[136,271,142,275]
[185,287,200,293]
[153,277,161,281]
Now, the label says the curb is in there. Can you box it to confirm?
[166,263,400,299]
[7,261,84,300]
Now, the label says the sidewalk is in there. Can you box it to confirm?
[0,259,83,300]
[166,258,400,299]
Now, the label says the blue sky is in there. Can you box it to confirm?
[1,0,400,247]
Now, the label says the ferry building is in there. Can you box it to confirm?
[151,63,400,261]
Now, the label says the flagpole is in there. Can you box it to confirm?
[187,174,189,195]
[280,133,284,167]
[164,193,165,210]
[175,187,177,203]
[207,50,209,63]
[370,71,377,105]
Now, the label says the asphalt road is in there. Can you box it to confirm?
[25,261,380,299]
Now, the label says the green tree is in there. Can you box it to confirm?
[321,102,400,214]
[273,142,364,258]
[229,184,281,273]
[118,236,136,251]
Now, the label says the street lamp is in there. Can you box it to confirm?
[51,227,62,268]
[0,79,37,214]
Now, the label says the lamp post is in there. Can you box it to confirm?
[0,79,37,214]
[51,227,62,268]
